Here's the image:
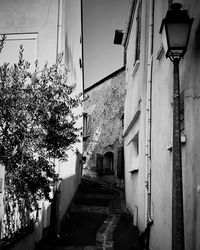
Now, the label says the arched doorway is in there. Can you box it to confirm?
[103,152,114,174]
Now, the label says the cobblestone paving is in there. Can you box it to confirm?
[96,215,121,250]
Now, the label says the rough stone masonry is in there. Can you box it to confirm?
[83,68,126,187]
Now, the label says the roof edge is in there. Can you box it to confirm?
[84,66,125,92]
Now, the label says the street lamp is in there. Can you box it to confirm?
[159,3,194,250]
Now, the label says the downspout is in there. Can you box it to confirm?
[145,0,154,248]
[81,0,85,93]
[56,0,63,60]
[56,0,63,177]
[54,0,63,235]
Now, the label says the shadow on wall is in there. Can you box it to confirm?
[0,175,80,250]
[65,37,77,83]
[1,198,52,250]
[49,174,76,238]
[0,152,82,250]
[48,150,83,237]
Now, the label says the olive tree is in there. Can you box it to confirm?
[0,36,82,220]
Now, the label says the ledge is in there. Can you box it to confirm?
[166,135,187,151]
[129,169,139,174]
[83,135,90,141]
[156,44,164,60]
[124,107,141,137]
[132,60,140,77]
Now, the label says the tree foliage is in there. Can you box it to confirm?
[0,37,82,210]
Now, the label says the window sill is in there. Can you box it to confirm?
[129,169,139,174]
[166,135,186,151]
[132,60,140,77]
[83,135,90,141]
[156,44,164,60]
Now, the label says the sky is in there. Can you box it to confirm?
[82,0,130,89]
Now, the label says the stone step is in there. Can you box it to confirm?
[70,204,109,214]
[43,246,95,250]
[76,193,115,200]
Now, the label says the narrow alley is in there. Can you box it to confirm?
[38,179,142,250]
[1,1,199,249]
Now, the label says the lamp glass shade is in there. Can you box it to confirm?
[159,4,194,58]
[166,22,191,52]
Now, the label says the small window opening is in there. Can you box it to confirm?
[132,132,139,156]
[83,113,92,137]
[134,1,142,64]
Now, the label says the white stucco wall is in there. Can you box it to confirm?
[124,0,148,232]
[0,0,83,245]
[0,0,59,243]
[0,0,59,66]
[150,0,200,249]
[124,0,200,249]
[56,0,83,232]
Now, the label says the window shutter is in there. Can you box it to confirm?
[117,147,124,178]
[96,153,103,175]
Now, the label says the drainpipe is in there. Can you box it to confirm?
[56,0,63,60]
[52,0,63,236]
[81,0,85,93]
[144,0,154,247]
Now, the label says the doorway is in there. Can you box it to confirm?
[103,152,114,174]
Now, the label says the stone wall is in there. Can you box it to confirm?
[83,68,125,187]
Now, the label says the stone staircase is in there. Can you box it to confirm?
[38,178,126,250]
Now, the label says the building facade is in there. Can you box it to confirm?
[83,68,125,188]
[0,0,83,248]
[121,0,200,249]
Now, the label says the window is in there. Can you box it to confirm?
[132,132,139,156]
[79,58,82,68]
[83,113,92,138]
[134,0,142,64]
[129,131,139,172]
